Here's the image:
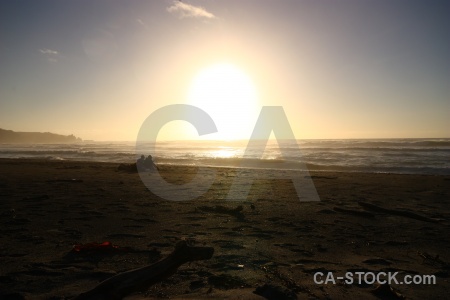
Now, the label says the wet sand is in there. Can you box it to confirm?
[0,158,449,299]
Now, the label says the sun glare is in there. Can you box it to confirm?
[187,63,259,140]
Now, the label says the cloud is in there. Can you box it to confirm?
[38,48,60,63]
[39,48,59,55]
[136,18,145,26]
[167,1,215,19]
[136,18,150,30]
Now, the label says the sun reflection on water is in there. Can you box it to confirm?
[209,148,238,158]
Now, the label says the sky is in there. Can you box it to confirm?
[1,0,449,141]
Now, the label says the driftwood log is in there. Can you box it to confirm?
[73,240,214,300]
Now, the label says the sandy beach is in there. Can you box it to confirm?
[0,158,449,299]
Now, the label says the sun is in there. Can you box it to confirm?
[187,63,259,140]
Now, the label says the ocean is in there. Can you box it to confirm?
[0,139,449,175]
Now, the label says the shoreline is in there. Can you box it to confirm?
[1,158,449,299]
[1,157,448,176]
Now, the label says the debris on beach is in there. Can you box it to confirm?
[72,241,128,254]
[418,251,449,268]
[73,240,214,300]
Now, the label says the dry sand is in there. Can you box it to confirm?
[0,158,449,299]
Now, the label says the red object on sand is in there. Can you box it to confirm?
[72,241,120,253]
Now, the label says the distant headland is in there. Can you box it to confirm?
[0,128,82,143]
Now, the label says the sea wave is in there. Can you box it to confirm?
[1,139,449,175]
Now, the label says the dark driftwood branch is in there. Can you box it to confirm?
[73,241,214,300]
[358,201,441,223]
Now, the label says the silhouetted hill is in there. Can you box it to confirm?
[0,128,82,143]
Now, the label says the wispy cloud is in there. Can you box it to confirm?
[38,48,60,62]
[39,48,59,55]
[167,1,215,19]
[136,18,150,30]
[136,18,145,26]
